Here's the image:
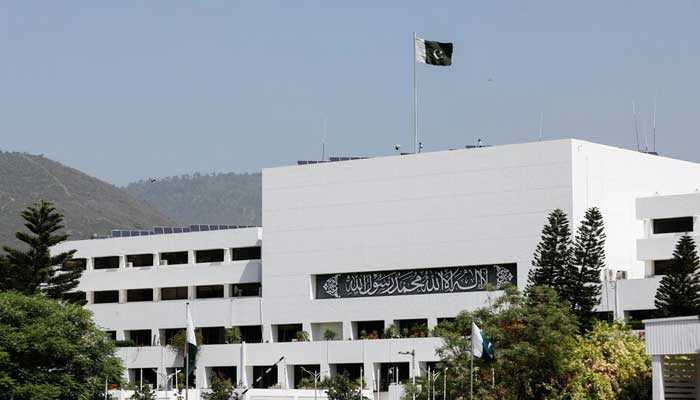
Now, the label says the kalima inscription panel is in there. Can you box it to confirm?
[316,263,516,299]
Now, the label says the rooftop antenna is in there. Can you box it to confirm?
[538,111,544,141]
[321,117,327,161]
[642,117,649,152]
[652,97,657,153]
[632,101,640,151]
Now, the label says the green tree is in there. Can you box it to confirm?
[567,207,606,331]
[654,235,700,317]
[435,285,579,400]
[326,372,368,400]
[528,209,572,297]
[560,322,651,400]
[0,201,85,305]
[202,374,234,400]
[0,292,123,399]
[130,384,156,400]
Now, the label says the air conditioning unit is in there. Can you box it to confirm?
[126,262,134,268]
[616,270,627,280]
[159,260,168,266]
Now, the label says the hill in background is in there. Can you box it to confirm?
[125,172,262,226]
[0,151,173,248]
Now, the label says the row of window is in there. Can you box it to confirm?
[652,217,694,234]
[66,246,261,270]
[92,283,262,304]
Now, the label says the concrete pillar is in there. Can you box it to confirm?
[153,288,161,302]
[151,328,160,346]
[119,289,127,304]
[652,354,664,400]
[384,320,396,338]
[87,257,94,271]
[196,361,206,389]
[116,330,126,340]
[119,255,126,269]
[343,321,353,340]
[224,247,232,263]
[87,291,95,304]
[153,253,160,267]
[320,360,331,378]
[188,250,196,265]
[278,362,292,389]
[427,318,438,332]
[188,286,196,300]
[302,322,313,341]
[224,284,231,298]
[263,324,273,343]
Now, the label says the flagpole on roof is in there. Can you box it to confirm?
[413,32,418,154]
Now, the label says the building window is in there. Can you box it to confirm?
[163,328,183,346]
[129,368,157,387]
[128,330,152,346]
[210,366,237,383]
[654,259,675,276]
[161,286,189,301]
[127,289,153,302]
[232,246,261,261]
[64,258,87,271]
[231,283,261,297]
[239,325,263,343]
[355,320,385,339]
[94,256,120,270]
[196,285,224,299]
[253,365,278,388]
[397,319,429,338]
[294,365,320,388]
[160,251,188,266]
[379,363,409,391]
[653,217,693,234]
[195,249,224,263]
[105,330,117,341]
[276,324,303,342]
[201,327,226,345]
[127,254,154,267]
[335,363,363,381]
[94,290,119,304]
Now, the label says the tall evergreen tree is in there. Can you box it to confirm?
[0,201,85,305]
[528,208,572,298]
[567,207,606,331]
[654,235,700,317]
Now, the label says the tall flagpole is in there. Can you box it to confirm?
[185,302,189,400]
[413,32,418,154]
[469,340,473,400]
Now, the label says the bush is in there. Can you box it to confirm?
[225,327,241,344]
[323,328,337,341]
[115,339,136,347]
[295,330,310,342]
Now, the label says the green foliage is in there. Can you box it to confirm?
[0,291,124,400]
[169,329,203,354]
[130,384,156,400]
[655,235,700,317]
[115,339,137,347]
[559,323,651,400]
[0,200,86,304]
[528,208,572,296]
[225,327,241,344]
[407,323,429,338]
[384,323,399,338]
[323,328,337,341]
[568,207,606,331]
[326,373,368,400]
[203,374,235,400]
[295,330,310,342]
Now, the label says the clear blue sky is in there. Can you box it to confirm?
[2,1,699,185]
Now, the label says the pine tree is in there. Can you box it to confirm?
[655,235,700,317]
[528,208,573,298]
[568,207,606,331]
[0,200,86,305]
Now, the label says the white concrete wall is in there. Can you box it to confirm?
[570,141,700,279]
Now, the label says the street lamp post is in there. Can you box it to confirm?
[300,367,328,400]
[398,350,416,400]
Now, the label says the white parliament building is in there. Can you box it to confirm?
[52,138,700,397]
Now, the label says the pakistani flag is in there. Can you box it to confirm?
[186,306,198,376]
[415,37,453,66]
[471,322,495,362]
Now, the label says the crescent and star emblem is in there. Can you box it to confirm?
[433,48,444,60]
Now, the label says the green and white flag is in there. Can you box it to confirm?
[471,322,494,362]
[186,306,198,375]
[415,37,453,66]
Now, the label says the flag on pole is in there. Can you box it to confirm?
[471,322,494,362]
[186,306,198,375]
[415,37,453,66]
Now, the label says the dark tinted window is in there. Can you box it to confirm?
[94,290,119,303]
[196,285,224,299]
[64,258,87,271]
[201,327,226,345]
[127,253,154,267]
[161,251,188,266]
[356,320,384,339]
[211,366,237,382]
[196,249,224,263]
[94,256,120,269]
[653,217,693,234]
[161,286,189,301]
[164,328,183,346]
[232,246,261,261]
[253,365,278,388]
[654,259,675,276]
[277,324,303,343]
[127,289,153,302]
[105,330,117,341]
[379,363,410,390]
[232,283,261,297]
[129,330,152,346]
[240,325,263,343]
